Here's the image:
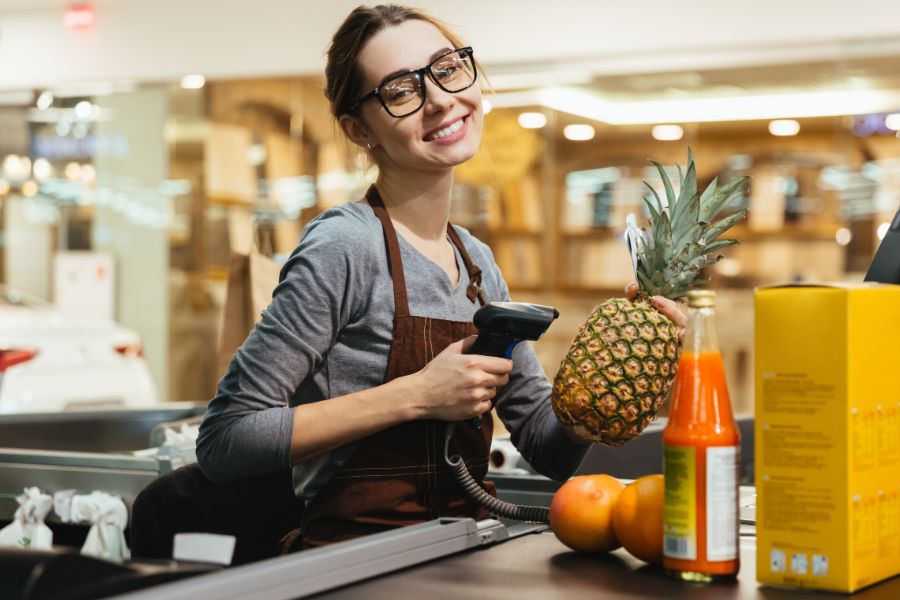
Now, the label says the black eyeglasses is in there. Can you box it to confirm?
[350,47,477,118]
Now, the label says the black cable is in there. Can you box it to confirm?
[443,423,550,523]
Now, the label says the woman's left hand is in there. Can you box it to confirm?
[625,282,687,339]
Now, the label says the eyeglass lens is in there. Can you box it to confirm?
[381,49,476,117]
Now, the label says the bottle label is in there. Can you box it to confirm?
[706,445,739,561]
[664,445,697,560]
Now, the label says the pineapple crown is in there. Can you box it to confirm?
[634,148,749,300]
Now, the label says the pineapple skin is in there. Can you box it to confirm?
[551,297,679,446]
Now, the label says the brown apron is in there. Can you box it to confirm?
[288,186,495,550]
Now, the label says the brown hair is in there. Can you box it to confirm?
[324,4,466,118]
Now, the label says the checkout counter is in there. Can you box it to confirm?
[2,411,898,599]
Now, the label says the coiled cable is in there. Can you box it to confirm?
[443,423,550,523]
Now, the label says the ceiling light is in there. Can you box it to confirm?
[245,144,267,166]
[21,180,39,197]
[36,91,54,110]
[80,164,96,184]
[2,155,31,180]
[72,123,89,139]
[64,162,82,180]
[481,99,492,114]
[518,112,546,129]
[835,227,852,246]
[769,119,800,136]
[885,113,900,131]
[652,124,683,141]
[564,124,595,141]
[32,158,53,181]
[74,101,93,120]
[180,75,206,90]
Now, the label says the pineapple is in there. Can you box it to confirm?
[552,149,748,446]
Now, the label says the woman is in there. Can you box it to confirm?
[195,4,686,551]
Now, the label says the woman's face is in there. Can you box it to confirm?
[350,19,483,172]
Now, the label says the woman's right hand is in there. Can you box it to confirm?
[406,335,513,422]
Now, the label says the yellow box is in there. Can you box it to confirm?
[755,284,900,593]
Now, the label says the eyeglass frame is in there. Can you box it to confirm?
[348,47,477,118]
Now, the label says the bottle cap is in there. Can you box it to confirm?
[686,289,716,307]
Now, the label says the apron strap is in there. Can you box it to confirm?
[366,186,411,318]
[366,185,488,312]
[445,224,488,306]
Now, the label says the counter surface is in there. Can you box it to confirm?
[312,530,899,599]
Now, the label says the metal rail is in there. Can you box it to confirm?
[108,518,520,600]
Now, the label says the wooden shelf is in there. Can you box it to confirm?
[729,224,840,242]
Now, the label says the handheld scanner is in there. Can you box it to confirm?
[468,302,560,359]
[462,302,558,429]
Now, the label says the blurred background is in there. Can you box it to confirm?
[1,0,899,416]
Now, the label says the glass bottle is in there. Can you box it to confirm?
[662,290,740,581]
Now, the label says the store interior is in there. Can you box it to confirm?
[0,0,899,595]
[4,19,899,415]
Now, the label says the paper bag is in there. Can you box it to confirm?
[217,250,282,378]
[0,487,53,550]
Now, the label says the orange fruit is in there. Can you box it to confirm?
[549,474,624,553]
[611,474,664,564]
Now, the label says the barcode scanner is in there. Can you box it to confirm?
[463,302,559,429]
[442,301,560,523]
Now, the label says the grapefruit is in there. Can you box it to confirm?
[549,474,624,553]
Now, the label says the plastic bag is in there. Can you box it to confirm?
[0,487,53,550]
[69,491,131,561]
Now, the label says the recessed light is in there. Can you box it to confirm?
[180,75,206,90]
[652,124,683,141]
[885,113,900,131]
[563,124,595,141]
[518,112,546,128]
[768,119,800,136]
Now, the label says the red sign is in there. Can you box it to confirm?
[64,3,95,30]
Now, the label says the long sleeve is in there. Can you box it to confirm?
[196,211,371,482]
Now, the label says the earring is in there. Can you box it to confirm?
[366,142,372,150]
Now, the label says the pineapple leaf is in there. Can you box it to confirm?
[637,270,655,292]
[643,182,665,214]
[699,176,718,209]
[673,192,701,251]
[642,195,661,225]
[651,160,677,213]
[673,160,697,226]
[703,209,747,242]
[637,149,750,299]
[657,211,674,263]
[703,239,739,254]
[700,176,748,223]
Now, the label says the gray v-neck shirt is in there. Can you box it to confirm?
[196,200,589,500]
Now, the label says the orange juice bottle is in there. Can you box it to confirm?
[663,290,740,581]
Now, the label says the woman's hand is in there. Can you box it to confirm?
[405,336,513,422]
[625,282,687,339]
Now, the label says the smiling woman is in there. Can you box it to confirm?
[178,3,632,554]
